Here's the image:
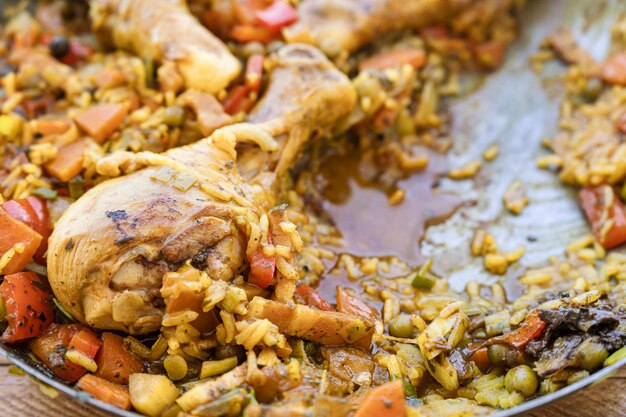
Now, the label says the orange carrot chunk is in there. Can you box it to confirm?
[44,138,86,182]
[74,102,127,143]
[359,48,426,72]
[77,374,132,410]
[33,119,71,135]
[354,380,406,417]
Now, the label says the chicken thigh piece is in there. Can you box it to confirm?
[90,0,240,93]
[47,44,356,334]
[285,0,516,55]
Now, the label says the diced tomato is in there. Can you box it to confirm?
[580,185,626,249]
[74,103,127,143]
[503,310,546,350]
[60,40,94,66]
[248,249,276,288]
[69,329,102,359]
[254,1,297,31]
[295,284,335,311]
[359,47,427,72]
[230,24,278,44]
[245,54,265,93]
[601,52,626,86]
[95,333,144,385]
[3,196,52,263]
[77,374,132,410]
[223,85,254,115]
[353,380,406,417]
[0,272,54,343]
[30,324,89,382]
[0,208,42,275]
[336,287,380,319]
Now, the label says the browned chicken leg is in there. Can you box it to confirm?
[90,0,241,93]
[285,0,517,55]
[47,44,356,334]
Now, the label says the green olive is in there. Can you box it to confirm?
[389,314,414,338]
[577,340,608,372]
[488,344,524,367]
[504,365,539,397]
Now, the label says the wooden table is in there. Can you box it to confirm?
[0,356,624,417]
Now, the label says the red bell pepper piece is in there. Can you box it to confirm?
[503,310,546,350]
[580,185,626,249]
[295,284,335,311]
[248,249,276,288]
[245,54,265,93]
[30,324,89,382]
[254,1,298,31]
[336,287,379,319]
[0,272,54,343]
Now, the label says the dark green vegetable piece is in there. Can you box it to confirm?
[31,187,57,200]
[68,176,84,199]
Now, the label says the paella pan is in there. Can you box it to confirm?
[0,0,626,416]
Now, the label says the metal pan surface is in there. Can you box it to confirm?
[1,0,625,416]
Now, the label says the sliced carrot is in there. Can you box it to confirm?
[0,209,42,275]
[359,47,426,72]
[77,374,132,410]
[354,380,406,417]
[74,103,127,143]
[44,138,86,182]
[33,119,70,135]
[601,52,626,86]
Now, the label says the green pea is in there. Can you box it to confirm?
[389,314,414,338]
[577,340,608,372]
[504,365,538,397]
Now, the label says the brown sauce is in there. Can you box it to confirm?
[313,144,463,265]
